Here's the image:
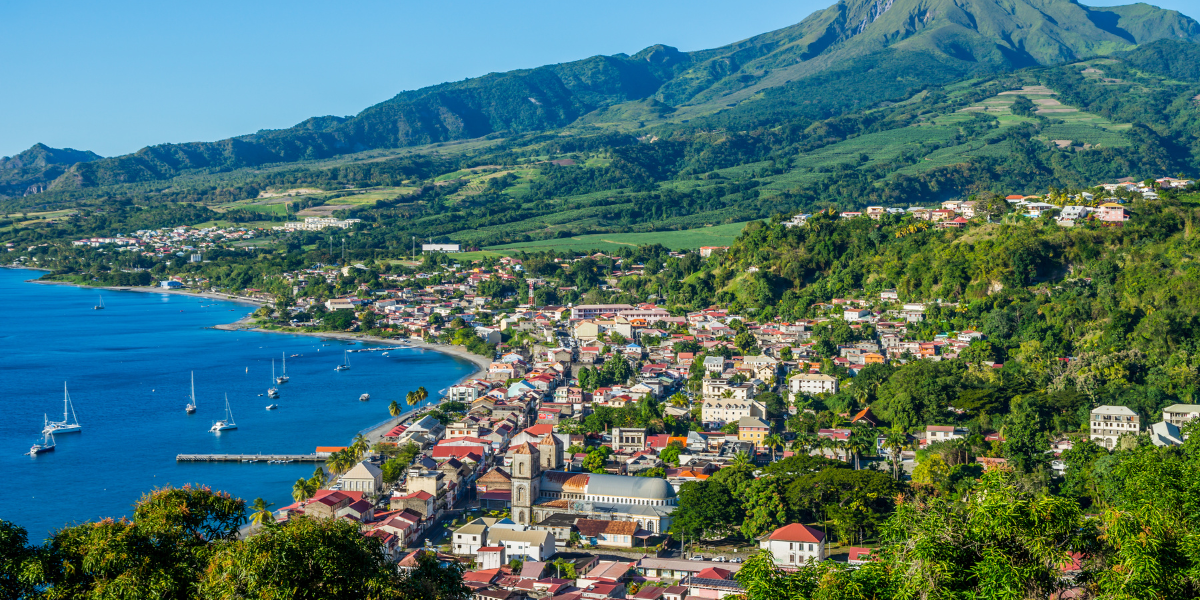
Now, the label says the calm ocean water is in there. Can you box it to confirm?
[0,268,475,540]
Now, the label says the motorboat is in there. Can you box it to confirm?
[28,429,55,455]
[359,393,370,401]
[43,382,82,435]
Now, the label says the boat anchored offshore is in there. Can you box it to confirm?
[334,351,350,371]
[359,393,370,402]
[28,429,55,455]
[43,382,82,435]
[276,353,289,384]
[267,360,279,399]
[265,403,279,410]
[185,371,197,414]
[209,394,237,432]
[94,294,104,310]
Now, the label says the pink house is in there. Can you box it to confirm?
[1096,203,1129,222]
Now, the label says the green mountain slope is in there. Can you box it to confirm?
[0,143,102,198]
[25,0,1200,195]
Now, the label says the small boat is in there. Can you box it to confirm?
[209,394,237,432]
[28,430,56,456]
[334,351,350,371]
[94,294,104,310]
[382,352,389,357]
[43,382,82,435]
[276,353,289,384]
[290,354,301,358]
[359,393,370,401]
[267,361,279,398]
[266,403,279,410]
[185,371,197,414]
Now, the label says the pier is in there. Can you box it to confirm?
[176,453,324,463]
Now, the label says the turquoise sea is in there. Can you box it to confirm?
[0,268,476,540]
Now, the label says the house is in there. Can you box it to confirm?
[486,528,557,561]
[575,518,643,549]
[738,417,770,447]
[759,523,826,566]
[1096,203,1130,223]
[477,546,506,571]
[924,426,968,443]
[842,308,870,321]
[341,461,383,496]
[611,427,648,453]
[454,520,491,555]
[1149,421,1184,447]
[1090,405,1140,449]
[789,372,838,396]
[1162,404,1200,428]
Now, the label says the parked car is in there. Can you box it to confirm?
[689,555,705,561]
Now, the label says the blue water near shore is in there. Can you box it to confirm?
[0,268,476,540]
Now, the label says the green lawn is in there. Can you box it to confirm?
[485,221,754,253]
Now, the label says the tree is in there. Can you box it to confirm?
[406,391,418,407]
[844,426,876,470]
[764,434,784,462]
[199,517,410,599]
[250,497,274,528]
[583,446,612,474]
[351,434,370,460]
[912,453,950,487]
[417,386,429,406]
[35,485,246,600]
[389,400,401,417]
[732,451,753,469]
[670,480,744,543]
[668,392,689,408]
[660,441,685,467]
[881,426,910,480]
[293,477,316,502]
[1003,397,1051,473]
[0,520,35,600]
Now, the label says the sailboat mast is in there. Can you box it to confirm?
[63,382,69,422]
[191,371,196,408]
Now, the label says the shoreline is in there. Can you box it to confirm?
[16,269,490,449]
[232,327,492,445]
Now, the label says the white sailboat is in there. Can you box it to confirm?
[28,428,55,456]
[93,294,104,310]
[185,371,197,414]
[209,394,237,432]
[276,353,289,384]
[334,350,350,371]
[267,360,280,399]
[43,382,82,435]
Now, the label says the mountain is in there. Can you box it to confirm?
[0,143,102,198]
[37,0,1200,191]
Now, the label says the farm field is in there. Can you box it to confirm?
[486,221,752,253]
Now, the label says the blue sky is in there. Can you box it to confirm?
[1,0,1195,158]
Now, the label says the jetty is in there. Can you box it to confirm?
[176,453,324,463]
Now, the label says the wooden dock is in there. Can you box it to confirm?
[176,453,324,463]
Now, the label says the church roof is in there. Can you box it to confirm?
[539,471,677,500]
[538,434,558,446]
[510,442,537,455]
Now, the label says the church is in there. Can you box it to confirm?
[510,437,677,534]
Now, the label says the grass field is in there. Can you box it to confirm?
[485,221,753,253]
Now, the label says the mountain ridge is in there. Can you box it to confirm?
[21,0,1200,195]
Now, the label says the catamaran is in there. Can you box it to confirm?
[43,382,82,435]
[185,371,197,414]
[209,394,237,432]
[267,360,279,399]
[93,294,104,310]
[28,429,55,455]
[276,353,289,384]
[334,351,350,371]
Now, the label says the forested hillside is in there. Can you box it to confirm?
[3,0,1196,197]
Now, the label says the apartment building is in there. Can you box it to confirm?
[1090,405,1140,449]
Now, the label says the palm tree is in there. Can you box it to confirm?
[351,433,369,460]
[389,400,401,417]
[882,426,910,480]
[732,451,752,469]
[406,390,418,407]
[668,393,689,408]
[250,497,274,527]
[417,386,429,407]
[844,427,875,470]
[292,478,314,502]
[764,434,784,462]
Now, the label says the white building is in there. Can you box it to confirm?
[341,461,383,496]
[1090,405,1140,449]
[422,243,461,253]
[486,528,556,561]
[1162,404,1200,429]
[789,373,838,396]
[925,425,968,443]
[701,398,767,425]
[760,523,825,566]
